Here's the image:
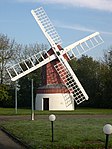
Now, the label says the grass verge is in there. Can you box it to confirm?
[1,115,112,149]
[0,108,112,115]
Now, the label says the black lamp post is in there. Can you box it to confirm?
[103,124,112,149]
[49,114,56,142]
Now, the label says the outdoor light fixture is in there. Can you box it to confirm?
[49,114,56,142]
[103,124,112,149]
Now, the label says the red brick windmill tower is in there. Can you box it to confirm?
[36,45,72,110]
[7,7,104,110]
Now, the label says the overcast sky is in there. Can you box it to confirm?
[0,0,112,59]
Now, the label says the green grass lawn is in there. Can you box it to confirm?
[0,108,31,115]
[0,107,112,115]
[0,108,112,149]
[1,116,112,149]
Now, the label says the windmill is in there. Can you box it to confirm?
[7,7,103,110]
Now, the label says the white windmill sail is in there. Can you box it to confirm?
[7,50,56,81]
[63,32,104,60]
[31,7,62,47]
[54,62,88,105]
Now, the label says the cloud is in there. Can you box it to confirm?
[16,0,112,12]
[58,24,95,33]
[55,21,112,35]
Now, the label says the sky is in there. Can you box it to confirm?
[0,0,112,60]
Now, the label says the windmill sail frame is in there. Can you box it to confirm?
[6,7,104,106]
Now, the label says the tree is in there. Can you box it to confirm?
[0,84,9,101]
[0,34,17,84]
[17,68,41,108]
[0,84,14,107]
[15,43,48,61]
[0,34,17,107]
[100,48,112,108]
[15,44,47,108]
[103,48,112,68]
[70,55,102,107]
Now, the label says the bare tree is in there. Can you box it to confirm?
[104,48,112,68]
[0,34,16,84]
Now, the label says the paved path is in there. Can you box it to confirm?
[0,115,30,149]
[0,130,25,149]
